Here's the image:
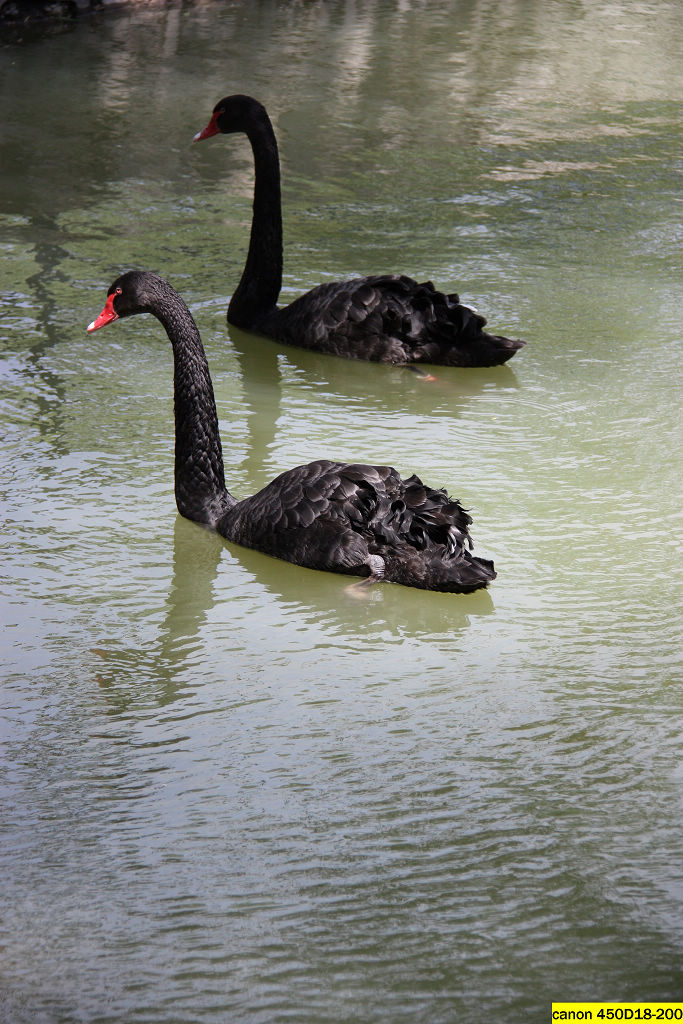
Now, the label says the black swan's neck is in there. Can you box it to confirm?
[228,110,283,329]
[150,280,235,525]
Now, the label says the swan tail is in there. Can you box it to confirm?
[438,552,497,593]
[365,471,496,592]
[382,547,496,593]
[410,283,526,367]
[460,328,526,367]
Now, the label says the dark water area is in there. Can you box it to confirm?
[1,2,682,1021]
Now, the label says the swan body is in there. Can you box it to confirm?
[87,271,496,592]
[194,94,525,367]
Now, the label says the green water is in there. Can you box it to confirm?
[1,2,682,1022]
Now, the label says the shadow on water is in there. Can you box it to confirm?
[226,321,520,483]
[91,517,225,713]
[228,321,520,410]
[0,213,73,453]
[93,512,494,712]
[213,522,496,637]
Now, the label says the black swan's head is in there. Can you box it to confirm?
[87,270,163,332]
[193,94,268,142]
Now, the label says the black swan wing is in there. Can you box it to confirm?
[217,460,495,590]
[268,275,522,366]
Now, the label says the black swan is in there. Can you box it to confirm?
[87,271,496,592]
[193,94,525,367]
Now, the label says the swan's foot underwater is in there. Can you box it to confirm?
[344,555,386,599]
[404,364,438,382]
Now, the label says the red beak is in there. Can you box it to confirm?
[193,110,221,143]
[87,293,119,332]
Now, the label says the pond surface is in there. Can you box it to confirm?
[1,1,682,1021]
